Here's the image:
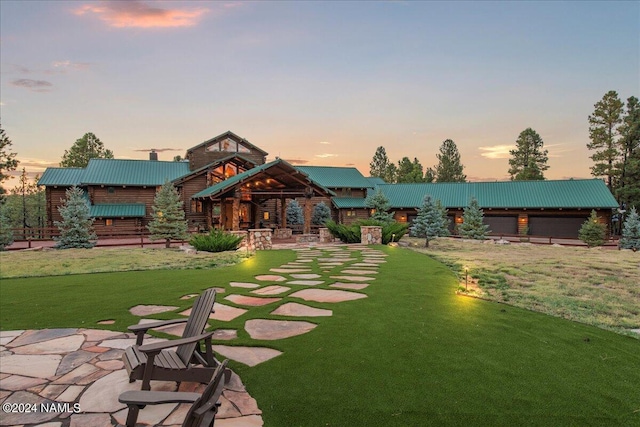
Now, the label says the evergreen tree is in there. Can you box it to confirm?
[619,206,640,250]
[411,158,426,182]
[435,199,450,236]
[410,195,447,247]
[616,96,640,206]
[435,139,466,182]
[424,167,435,183]
[147,181,188,248]
[369,146,397,183]
[60,132,114,168]
[365,189,394,223]
[54,186,97,249]
[312,201,331,225]
[286,199,304,225]
[0,211,13,250]
[396,157,414,183]
[508,128,549,180]
[587,91,624,191]
[458,197,490,239]
[0,124,19,197]
[578,210,606,247]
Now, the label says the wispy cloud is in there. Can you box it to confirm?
[18,159,60,169]
[52,60,92,71]
[319,141,330,145]
[478,145,514,159]
[11,79,53,92]
[73,1,209,28]
[284,158,309,165]
[315,153,338,158]
[545,144,574,158]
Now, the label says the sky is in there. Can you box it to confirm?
[1,0,638,189]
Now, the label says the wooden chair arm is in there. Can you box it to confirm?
[127,319,189,345]
[139,331,215,355]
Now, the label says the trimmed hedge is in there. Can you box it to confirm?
[325,219,409,244]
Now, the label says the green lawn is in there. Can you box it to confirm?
[1,247,639,426]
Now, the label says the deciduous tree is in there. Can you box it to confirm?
[147,181,188,248]
[508,128,549,180]
[435,139,466,182]
[60,132,114,168]
[0,125,19,196]
[587,91,624,191]
[54,186,97,249]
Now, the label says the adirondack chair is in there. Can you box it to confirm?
[123,288,219,390]
[119,359,229,427]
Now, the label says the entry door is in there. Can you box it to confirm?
[224,203,234,230]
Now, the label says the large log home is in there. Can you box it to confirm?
[39,131,619,238]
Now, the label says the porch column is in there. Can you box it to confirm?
[232,194,241,231]
[304,197,312,234]
[220,201,227,230]
[281,198,287,228]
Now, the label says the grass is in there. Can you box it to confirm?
[1,246,639,425]
[405,237,640,337]
[0,247,248,278]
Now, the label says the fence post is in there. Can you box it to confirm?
[140,234,144,248]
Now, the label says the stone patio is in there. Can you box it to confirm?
[1,244,387,426]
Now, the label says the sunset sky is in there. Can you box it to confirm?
[1,1,638,189]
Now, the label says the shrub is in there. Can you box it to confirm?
[0,212,13,250]
[190,229,244,252]
[325,219,409,244]
[312,202,331,225]
[286,200,304,225]
[578,210,606,247]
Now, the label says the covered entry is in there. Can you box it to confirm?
[528,216,588,238]
[191,159,334,233]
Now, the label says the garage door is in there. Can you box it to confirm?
[528,216,588,238]
[483,216,517,235]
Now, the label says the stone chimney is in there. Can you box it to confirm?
[149,150,158,161]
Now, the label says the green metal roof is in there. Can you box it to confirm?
[295,166,373,189]
[82,159,191,186]
[38,168,85,186]
[192,159,286,198]
[332,198,368,209]
[366,177,387,186]
[378,179,618,209]
[90,203,146,218]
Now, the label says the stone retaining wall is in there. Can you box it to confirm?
[273,228,293,239]
[248,229,272,250]
[297,234,319,244]
[361,226,382,245]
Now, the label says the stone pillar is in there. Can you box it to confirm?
[304,198,312,234]
[248,229,272,250]
[360,225,382,245]
[232,195,240,231]
[229,230,248,249]
[319,228,334,243]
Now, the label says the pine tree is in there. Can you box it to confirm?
[458,197,490,240]
[619,206,640,250]
[578,210,606,247]
[397,157,425,183]
[508,128,549,180]
[616,96,640,206]
[365,189,394,223]
[286,199,304,225]
[435,139,466,182]
[312,201,331,225]
[435,199,450,236]
[369,146,397,183]
[60,132,114,168]
[410,195,447,247]
[424,167,435,183]
[588,91,624,191]
[0,211,13,250]
[147,181,188,248]
[54,186,97,249]
[0,124,19,197]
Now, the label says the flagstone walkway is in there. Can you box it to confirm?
[1,244,387,426]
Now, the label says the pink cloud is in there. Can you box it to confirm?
[73,1,209,28]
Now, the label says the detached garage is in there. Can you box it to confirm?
[483,216,518,234]
[528,216,588,238]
